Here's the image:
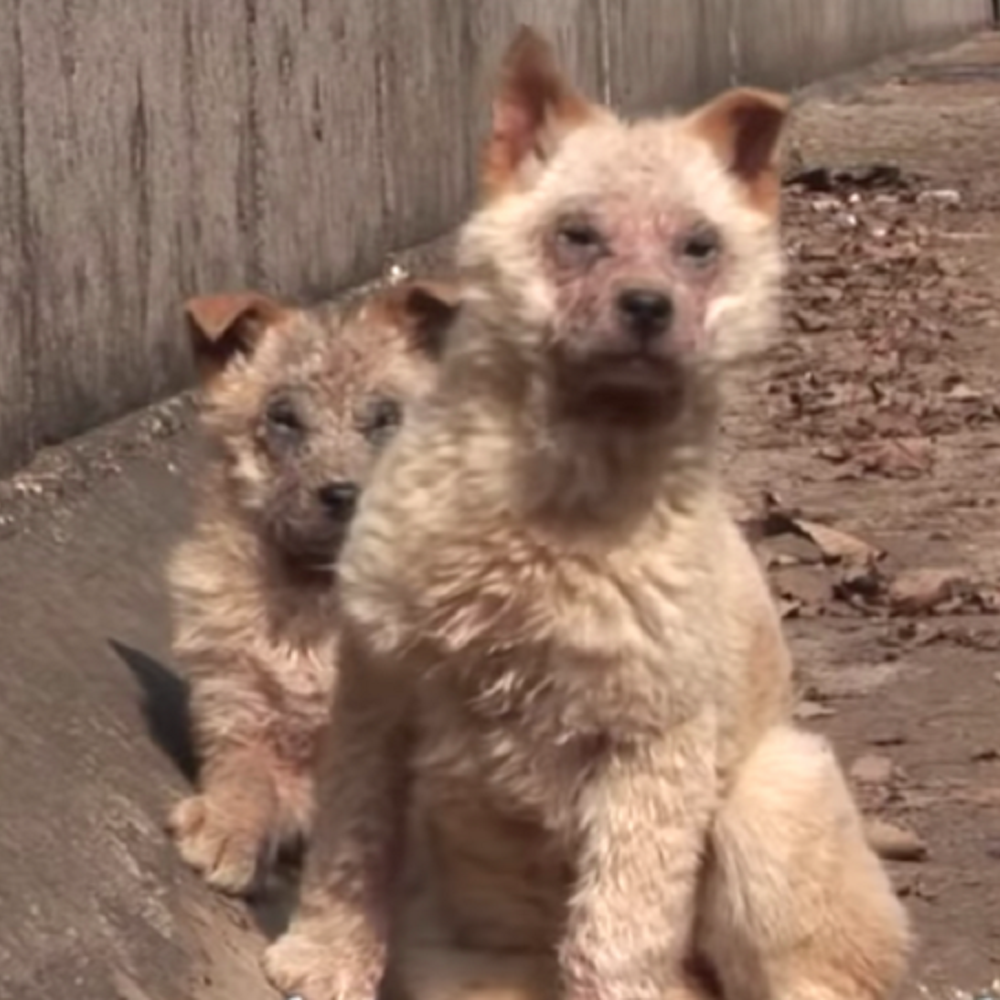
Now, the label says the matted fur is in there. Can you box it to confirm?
[166,279,459,896]
[264,26,909,1000]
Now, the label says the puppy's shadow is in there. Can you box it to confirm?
[109,639,197,784]
[109,638,301,938]
[253,864,303,939]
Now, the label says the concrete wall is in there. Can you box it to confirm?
[0,0,993,475]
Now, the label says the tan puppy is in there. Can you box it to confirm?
[167,278,460,897]
[264,27,909,1000]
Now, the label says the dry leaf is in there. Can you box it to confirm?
[854,438,935,479]
[793,519,882,567]
[888,567,970,616]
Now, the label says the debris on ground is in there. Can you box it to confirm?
[865,817,930,862]
[724,35,1000,994]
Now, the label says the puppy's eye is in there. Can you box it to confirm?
[266,398,304,436]
[679,226,722,265]
[557,222,603,249]
[552,216,607,266]
[362,397,402,445]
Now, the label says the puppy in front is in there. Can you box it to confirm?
[265,27,909,1000]
[166,278,460,897]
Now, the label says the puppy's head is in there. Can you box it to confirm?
[184,279,459,564]
[459,27,789,421]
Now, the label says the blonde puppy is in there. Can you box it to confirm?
[265,27,909,1000]
[167,279,459,896]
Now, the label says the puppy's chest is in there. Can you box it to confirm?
[268,574,340,651]
[410,545,714,712]
[408,564,714,813]
[412,670,601,827]
[254,606,340,713]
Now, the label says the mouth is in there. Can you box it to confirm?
[561,355,685,427]
[592,352,676,383]
[274,521,348,569]
[553,349,688,425]
[565,344,684,391]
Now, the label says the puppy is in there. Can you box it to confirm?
[167,278,460,897]
[265,27,909,1000]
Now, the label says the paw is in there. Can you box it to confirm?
[263,930,380,1000]
[168,793,270,896]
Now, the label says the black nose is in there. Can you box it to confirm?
[317,481,359,520]
[617,288,674,340]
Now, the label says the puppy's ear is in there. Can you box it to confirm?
[683,87,790,216]
[377,279,462,359]
[183,291,291,382]
[481,25,601,200]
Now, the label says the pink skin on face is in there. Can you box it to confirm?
[542,198,725,367]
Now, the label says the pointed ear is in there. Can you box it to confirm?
[481,25,600,200]
[183,291,291,382]
[683,87,790,216]
[377,279,463,358]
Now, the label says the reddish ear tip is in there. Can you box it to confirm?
[506,24,552,59]
[376,279,463,357]
[482,25,595,200]
[500,24,563,94]
[737,87,791,115]
[184,292,286,343]
[183,291,289,384]
[684,86,790,214]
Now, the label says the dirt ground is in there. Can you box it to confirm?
[2,29,1000,1000]
[727,30,1000,1000]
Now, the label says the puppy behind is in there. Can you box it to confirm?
[264,25,908,1000]
[167,277,459,897]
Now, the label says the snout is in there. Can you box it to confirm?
[316,480,360,522]
[615,287,674,347]
[549,277,692,403]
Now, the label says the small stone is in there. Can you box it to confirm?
[865,818,928,862]
[868,731,907,748]
[850,754,895,786]
[916,188,961,207]
[794,700,836,722]
[791,307,831,333]
[759,531,825,566]
[946,382,983,402]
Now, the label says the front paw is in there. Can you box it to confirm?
[263,927,382,1000]
[169,793,273,896]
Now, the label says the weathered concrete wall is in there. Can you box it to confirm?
[0,0,993,475]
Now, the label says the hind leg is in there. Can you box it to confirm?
[699,726,910,1000]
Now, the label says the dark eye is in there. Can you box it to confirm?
[553,215,607,265]
[557,221,602,249]
[362,397,402,445]
[266,397,305,436]
[680,226,722,265]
